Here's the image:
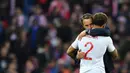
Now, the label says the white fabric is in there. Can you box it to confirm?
[71,35,115,73]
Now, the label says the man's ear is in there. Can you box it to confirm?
[101,25,105,28]
[90,24,94,28]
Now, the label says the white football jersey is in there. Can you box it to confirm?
[71,35,115,73]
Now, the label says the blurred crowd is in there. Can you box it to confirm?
[0,0,130,73]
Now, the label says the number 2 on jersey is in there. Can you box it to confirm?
[84,42,93,60]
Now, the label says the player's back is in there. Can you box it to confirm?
[78,35,112,72]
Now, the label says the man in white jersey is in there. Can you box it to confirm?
[67,13,119,73]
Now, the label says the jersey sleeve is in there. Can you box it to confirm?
[71,36,79,49]
[107,37,115,52]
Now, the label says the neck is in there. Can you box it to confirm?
[92,25,103,29]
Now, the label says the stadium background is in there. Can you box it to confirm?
[0,0,130,73]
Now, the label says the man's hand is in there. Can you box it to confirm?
[78,30,87,41]
[76,50,85,59]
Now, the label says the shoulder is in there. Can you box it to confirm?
[97,36,112,42]
[98,36,111,39]
[100,36,113,44]
[105,36,112,41]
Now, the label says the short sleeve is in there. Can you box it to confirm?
[71,36,79,49]
[107,37,115,52]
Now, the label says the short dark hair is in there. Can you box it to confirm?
[92,12,108,26]
[80,13,93,25]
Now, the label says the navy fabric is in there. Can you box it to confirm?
[88,26,111,36]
